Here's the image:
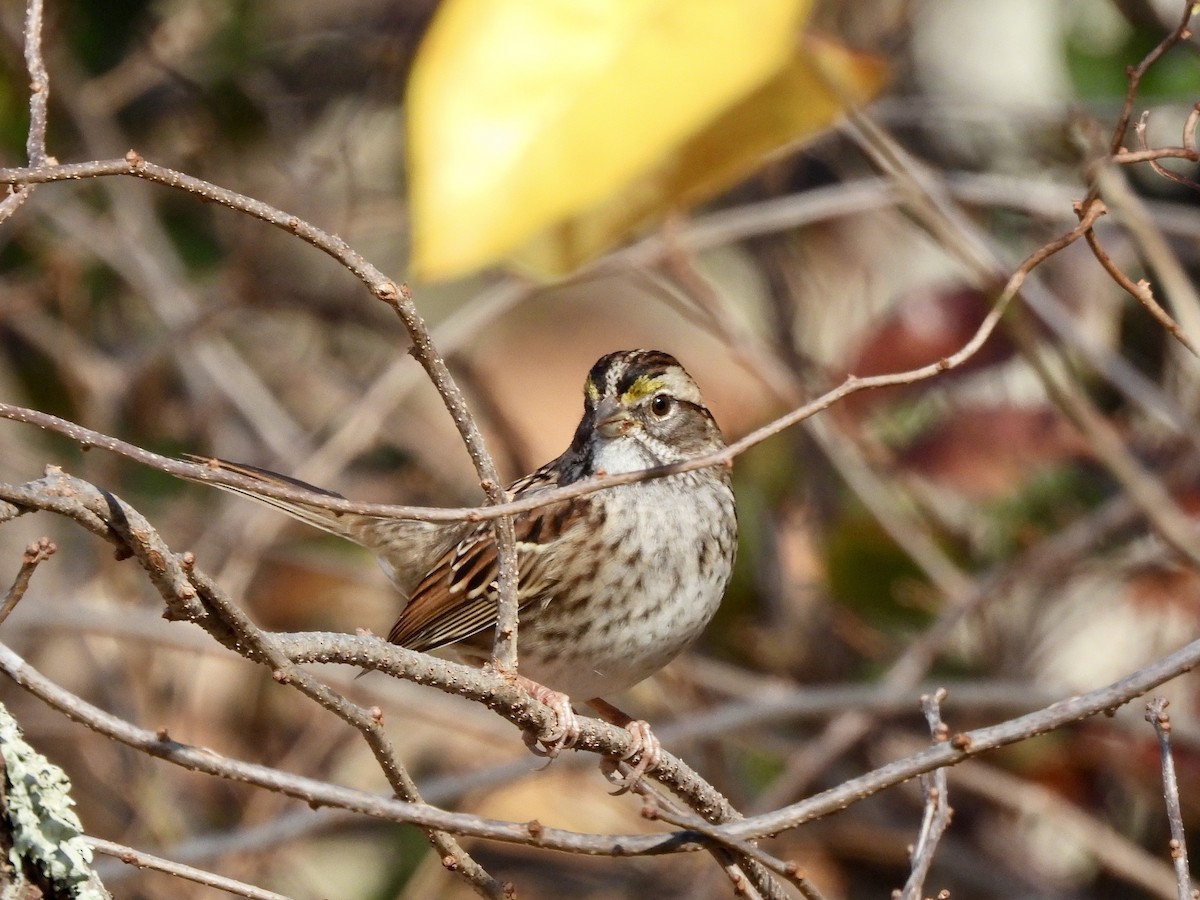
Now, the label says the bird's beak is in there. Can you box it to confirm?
[595,396,634,439]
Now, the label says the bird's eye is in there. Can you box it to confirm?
[650,394,673,417]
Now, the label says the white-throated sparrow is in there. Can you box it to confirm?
[197,349,737,777]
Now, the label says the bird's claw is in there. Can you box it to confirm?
[602,718,662,794]
[519,678,580,758]
[516,684,662,792]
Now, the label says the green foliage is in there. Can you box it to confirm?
[826,512,933,633]
[1066,16,1200,102]
[735,745,787,794]
[0,65,27,160]
[160,197,226,273]
[63,0,156,75]
[372,824,433,900]
[983,464,1109,562]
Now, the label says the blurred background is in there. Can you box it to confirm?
[1,0,1200,897]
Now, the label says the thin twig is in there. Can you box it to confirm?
[634,780,822,900]
[0,10,1195,897]
[1102,1,1197,161]
[0,634,759,864]
[900,689,952,900]
[271,627,1200,846]
[762,22,1200,822]
[22,0,49,166]
[881,736,1183,899]
[0,188,31,224]
[730,631,1200,842]
[18,476,1200,871]
[1108,124,1200,359]
[1145,698,1197,900]
[1077,3,1200,354]
[1110,146,1200,166]
[382,284,521,675]
[92,809,355,890]
[0,536,55,626]
[87,836,294,900]
[1081,206,1197,356]
[868,487,1143,711]
[6,169,1200,443]
[0,639,682,856]
[0,0,49,227]
[1135,109,1200,193]
[846,37,1200,438]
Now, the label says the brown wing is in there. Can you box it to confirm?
[387,493,588,651]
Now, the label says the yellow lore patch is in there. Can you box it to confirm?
[622,376,666,404]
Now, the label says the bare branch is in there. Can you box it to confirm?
[0,632,764,868]
[732,632,1200,841]
[634,780,822,900]
[1074,4,1200,354]
[0,5,1197,896]
[4,484,1200,876]
[881,737,1183,899]
[0,536,55,626]
[87,836,294,900]
[1108,146,1200,167]
[847,81,1200,439]
[10,620,1200,857]
[1145,698,1197,900]
[0,639,685,855]
[22,0,49,166]
[899,689,952,900]
[1103,0,1196,160]
[0,471,505,895]
[1081,204,1197,356]
[0,472,757,875]
[381,283,520,675]
[1134,110,1200,193]
[0,0,50,227]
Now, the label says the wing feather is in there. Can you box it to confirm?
[387,488,586,651]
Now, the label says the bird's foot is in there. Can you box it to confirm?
[518,675,580,758]
[590,698,663,794]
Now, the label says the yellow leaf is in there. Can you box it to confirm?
[513,33,888,276]
[408,0,812,281]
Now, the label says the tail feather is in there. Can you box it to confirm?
[183,455,448,594]
[183,454,360,540]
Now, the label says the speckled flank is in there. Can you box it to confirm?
[492,447,732,698]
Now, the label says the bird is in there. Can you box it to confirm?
[192,349,737,782]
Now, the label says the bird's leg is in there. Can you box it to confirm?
[588,697,662,793]
[517,675,581,758]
